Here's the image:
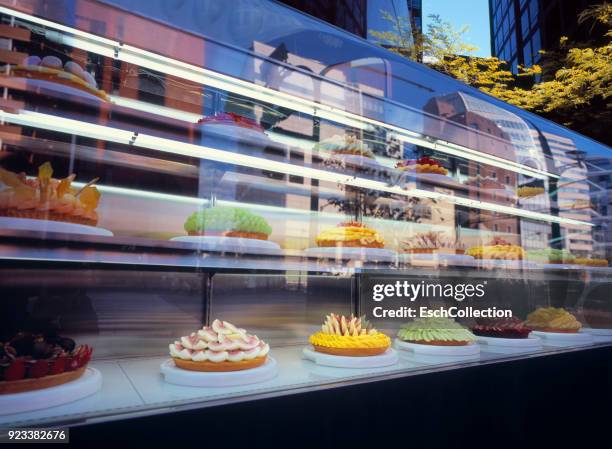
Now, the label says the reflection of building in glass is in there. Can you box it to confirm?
[489,0,601,73]
[278,0,421,49]
[544,132,594,256]
[584,157,612,260]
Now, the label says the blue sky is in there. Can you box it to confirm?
[423,0,492,57]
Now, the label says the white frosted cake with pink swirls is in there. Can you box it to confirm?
[169,319,270,371]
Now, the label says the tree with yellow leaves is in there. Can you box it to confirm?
[370,4,611,145]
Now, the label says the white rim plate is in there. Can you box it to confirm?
[398,253,475,266]
[0,217,113,236]
[302,347,398,368]
[200,123,272,146]
[581,328,612,336]
[171,235,281,253]
[476,259,538,269]
[394,338,480,356]
[303,246,396,262]
[530,331,594,346]
[0,368,102,416]
[326,153,386,172]
[160,357,277,387]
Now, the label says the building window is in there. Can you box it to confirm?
[523,41,532,66]
[521,10,530,35]
[529,0,538,23]
[532,29,541,60]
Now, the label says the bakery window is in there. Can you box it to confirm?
[0,0,610,436]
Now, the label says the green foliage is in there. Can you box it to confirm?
[369,4,612,145]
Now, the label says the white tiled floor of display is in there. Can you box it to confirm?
[1,342,611,428]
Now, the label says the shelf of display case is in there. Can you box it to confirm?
[0,6,558,182]
[1,229,609,277]
[0,342,610,429]
[0,109,589,228]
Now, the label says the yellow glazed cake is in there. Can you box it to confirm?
[309,314,391,356]
[524,307,581,333]
[466,238,525,260]
[315,222,384,249]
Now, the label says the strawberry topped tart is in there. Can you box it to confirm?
[169,319,270,372]
[198,112,269,142]
[0,332,93,394]
[198,112,265,132]
[396,156,448,175]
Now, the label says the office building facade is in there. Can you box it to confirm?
[489,0,601,72]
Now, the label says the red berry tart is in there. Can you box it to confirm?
[471,318,532,339]
[0,333,93,394]
[396,156,448,175]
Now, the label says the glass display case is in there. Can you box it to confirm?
[0,0,610,434]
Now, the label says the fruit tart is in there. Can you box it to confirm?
[524,307,581,333]
[527,249,576,264]
[517,186,545,198]
[183,207,272,240]
[169,319,270,372]
[396,156,448,175]
[315,222,384,249]
[0,332,93,394]
[198,112,266,134]
[402,231,465,254]
[574,258,608,267]
[7,55,108,101]
[397,317,476,346]
[316,135,375,159]
[309,314,391,356]
[471,317,531,339]
[466,237,525,260]
[0,162,101,226]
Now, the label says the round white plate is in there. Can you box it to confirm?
[0,368,102,416]
[414,172,456,184]
[327,154,385,172]
[580,328,612,336]
[530,331,593,346]
[394,338,480,356]
[200,123,272,147]
[0,217,113,236]
[477,335,542,348]
[476,259,538,270]
[303,246,396,262]
[171,235,281,253]
[399,253,475,267]
[302,347,398,368]
[533,263,579,270]
[160,357,277,387]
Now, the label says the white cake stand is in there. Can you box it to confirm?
[328,154,386,172]
[303,247,396,262]
[171,235,281,254]
[0,217,113,236]
[302,347,398,368]
[530,331,593,347]
[394,338,481,356]
[399,253,475,267]
[0,368,102,416]
[160,357,278,387]
[477,335,542,354]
